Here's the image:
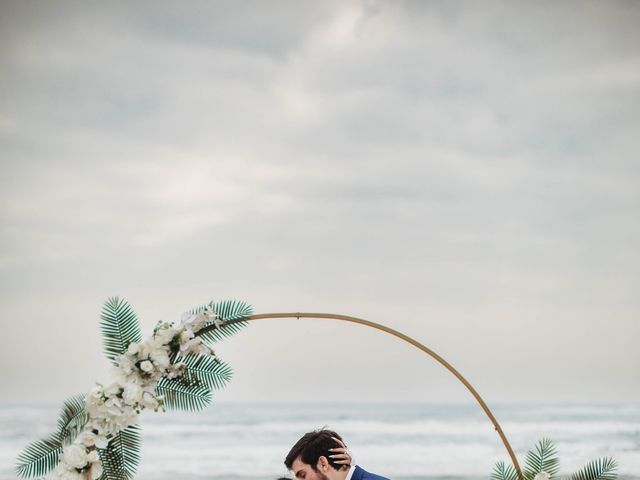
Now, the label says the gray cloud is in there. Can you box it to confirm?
[1,0,639,404]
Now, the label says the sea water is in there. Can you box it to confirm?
[2,402,638,480]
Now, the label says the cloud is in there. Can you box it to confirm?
[0,0,639,402]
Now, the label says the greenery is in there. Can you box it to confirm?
[16,432,64,479]
[57,394,89,444]
[98,425,141,480]
[492,438,617,480]
[16,297,251,480]
[175,354,233,391]
[100,297,142,364]
[193,299,251,344]
[16,394,90,478]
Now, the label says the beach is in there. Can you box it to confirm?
[3,402,639,480]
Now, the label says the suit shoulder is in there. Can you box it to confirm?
[354,465,390,480]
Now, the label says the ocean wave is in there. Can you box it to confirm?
[2,403,638,478]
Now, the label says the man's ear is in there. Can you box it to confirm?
[316,456,330,472]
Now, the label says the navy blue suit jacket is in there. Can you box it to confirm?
[351,465,389,480]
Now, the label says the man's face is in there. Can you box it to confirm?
[291,457,331,480]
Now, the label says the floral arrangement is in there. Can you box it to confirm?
[16,297,251,480]
[492,438,617,480]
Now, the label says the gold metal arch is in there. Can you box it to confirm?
[206,312,523,479]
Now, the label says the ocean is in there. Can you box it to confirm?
[2,402,638,480]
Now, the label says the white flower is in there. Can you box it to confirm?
[62,444,88,469]
[94,435,109,449]
[86,384,104,401]
[182,311,210,332]
[127,342,140,355]
[90,461,103,479]
[181,311,196,325]
[534,473,550,480]
[180,336,213,356]
[179,328,195,344]
[104,396,124,416]
[150,347,170,369]
[123,383,143,405]
[55,462,83,480]
[140,360,154,373]
[167,362,186,379]
[155,325,176,345]
[140,390,160,410]
[76,431,98,447]
[117,355,135,376]
[103,382,122,398]
[86,450,99,463]
[138,339,153,358]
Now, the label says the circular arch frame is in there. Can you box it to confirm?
[201,312,524,479]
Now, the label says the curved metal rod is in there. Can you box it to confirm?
[199,312,523,479]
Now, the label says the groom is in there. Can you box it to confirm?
[285,429,389,480]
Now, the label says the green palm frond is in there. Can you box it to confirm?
[98,425,141,480]
[524,438,560,480]
[16,432,63,479]
[492,461,519,480]
[156,376,212,411]
[57,393,88,443]
[193,299,252,344]
[569,458,617,480]
[177,354,233,390]
[100,297,142,364]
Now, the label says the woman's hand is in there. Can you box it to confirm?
[329,437,353,466]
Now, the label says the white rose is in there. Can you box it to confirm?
[535,473,550,480]
[86,450,99,463]
[117,355,134,376]
[155,326,176,345]
[56,464,82,480]
[138,340,153,358]
[94,435,109,449]
[180,328,194,344]
[127,342,140,355]
[62,444,88,469]
[76,431,98,447]
[123,383,143,405]
[86,384,104,401]
[85,400,106,419]
[139,360,154,373]
[104,396,125,417]
[150,348,170,369]
[55,461,70,475]
[103,382,122,398]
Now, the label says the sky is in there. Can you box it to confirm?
[0,0,639,406]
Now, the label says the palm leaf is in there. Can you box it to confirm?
[97,425,141,480]
[176,354,233,390]
[492,461,519,480]
[57,393,88,443]
[524,438,560,480]
[15,432,63,479]
[100,297,142,364]
[569,458,617,480]
[193,299,252,344]
[155,376,212,411]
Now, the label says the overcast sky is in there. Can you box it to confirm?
[1,1,638,406]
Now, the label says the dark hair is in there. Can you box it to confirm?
[285,429,344,471]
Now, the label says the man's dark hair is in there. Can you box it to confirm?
[285,429,345,471]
